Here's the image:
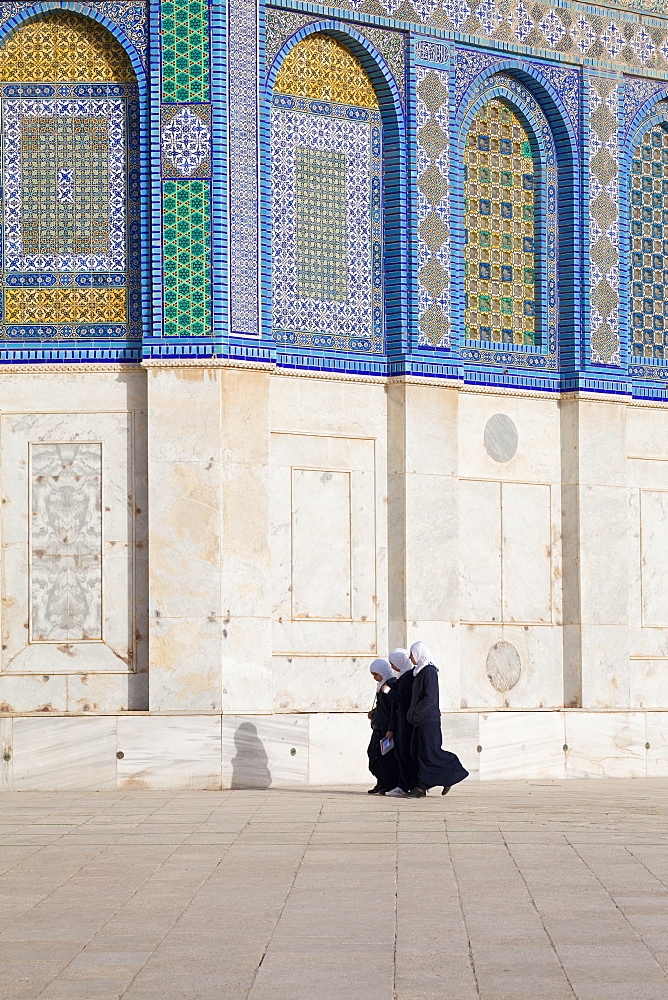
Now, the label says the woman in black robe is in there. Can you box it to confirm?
[367,658,401,795]
[405,641,468,798]
[383,648,417,797]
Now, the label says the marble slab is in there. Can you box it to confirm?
[478,711,565,780]
[116,715,221,790]
[12,716,116,790]
[646,712,668,777]
[222,714,308,788]
[564,712,647,778]
[441,712,480,777]
[0,718,11,791]
[0,673,67,713]
[272,655,374,714]
[309,712,371,785]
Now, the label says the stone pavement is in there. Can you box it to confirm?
[1,780,668,1000]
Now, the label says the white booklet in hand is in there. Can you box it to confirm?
[380,737,394,755]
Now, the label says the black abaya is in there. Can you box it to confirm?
[408,663,468,791]
[367,682,401,791]
[385,669,418,792]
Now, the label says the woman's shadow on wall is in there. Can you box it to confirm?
[231,722,272,789]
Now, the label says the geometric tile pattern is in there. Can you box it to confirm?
[588,76,621,366]
[272,38,383,354]
[0,13,140,342]
[229,0,259,335]
[630,123,668,360]
[464,99,538,346]
[161,104,212,178]
[160,0,209,103]
[162,180,211,337]
[275,34,379,109]
[416,65,451,348]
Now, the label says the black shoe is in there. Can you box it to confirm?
[407,786,426,798]
[441,786,452,796]
[368,785,383,794]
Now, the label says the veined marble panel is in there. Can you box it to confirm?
[630,660,668,710]
[564,712,646,778]
[12,717,116,790]
[639,490,668,626]
[0,673,67,713]
[646,712,668,777]
[441,713,480,777]
[222,714,308,788]
[459,624,563,710]
[479,711,565,780]
[0,718,11,791]
[150,615,222,712]
[1,412,135,673]
[30,442,102,642]
[291,469,351,621]
[309,712,372,785]
[117,716,221,790]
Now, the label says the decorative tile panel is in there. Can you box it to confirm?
[630,120,668,361]
[271,37,383,353]
[161,104,212,178]
[229,0,259,335]
[160,0,209,103]
[464,99,538,346]
[416,65,450,348]
[0,13,140,343]
[162,180,211,337]
[588,76,621,366]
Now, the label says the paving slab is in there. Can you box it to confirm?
[0,780,668,998]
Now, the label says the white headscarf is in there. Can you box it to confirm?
[370,657,394,691]
[389,648,412,675]
[410,640,438,676]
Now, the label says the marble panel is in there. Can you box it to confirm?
[405,620,459,711]
[627,403,668,461]
[149,615,222,712]
[66,671,147,714]
[404,383,459,477]
[221,368,270,465]
[627,458,668,490]
[639,490,668,626]
[272,619,377,655]
[646,712,668,777]
[0,673,67,712]
[309,712,371,784]
[222,615,272,714]
[0,717,11,791]
[148,460,221,620]
[564,712,646,778]
[222,714,308,788]
[13,716,116,790]
[146,366,221,463]
[117,715,221,790]
[627,487,642,629]
[459,479,501,622]
[502,482,553,624]
[221,461,271,619]
[270,375,387,441]
[2,412,134,673]
[404,474,458,623]
[440,712,480,777]
[629,660,668,710]
[292,469,351,620]
[273,653,377,714]
[576,399,627,487]
[457,393,560,483]
[0,370,146,414]
[578,486,629,624]
[459,624,563,710]
[478,711,565,780]
[581,625,630,709]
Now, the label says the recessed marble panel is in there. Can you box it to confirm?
[272,654,375,714]
[459,479,501,622]
[309,712,371,784]
[479,711,565,780]
[502,483,552,624]
[646,712,668,777]
[578,486,629,625]
[117,715,221,790]
[630,660,668,710]
[149,615,222,712]
[639,490,668,626]
[564,712,647,778]
[222,714,308,788]
[13,716,116,790]
[292,469,351,620]
[0,718,12,791]
[0,673,67,713]
[404,474,458,623]
[581,625,630,709]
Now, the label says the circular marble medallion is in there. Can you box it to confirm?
[483,413,518,463]
[486,641,522,692]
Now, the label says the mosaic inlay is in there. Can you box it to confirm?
[464,99,538,346]
[0,13,140,342]
[630,122,668,360]
[162,179,211,337]
[272,36,383,354]
[160,0,209,103]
